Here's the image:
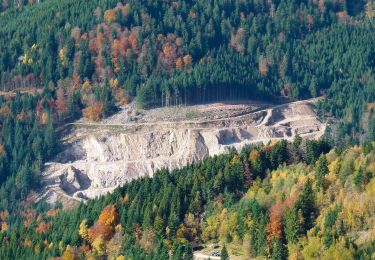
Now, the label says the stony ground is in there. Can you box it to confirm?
[37,99,326,208]
[83,100,272,125]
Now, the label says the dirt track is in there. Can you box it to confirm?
[36,98,326,207]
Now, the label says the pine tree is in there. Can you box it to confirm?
[184,245,193,260]
[221,244,229,260]
[249,204,267,257]
[315,154,328,190]
[271,238,287,260]
[43,116,55,159]
[78,41,94,79]
[283,207,300,244]
[156,242,169,259]
[353,168,364,188]
[173,244,184,260]
[295,179,316,233]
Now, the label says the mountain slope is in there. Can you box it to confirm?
[37,99,325,206]
[1,140,375,259]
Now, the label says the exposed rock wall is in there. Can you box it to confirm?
[37,100,326,205]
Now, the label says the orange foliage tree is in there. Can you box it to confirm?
[104,9,117,23]
[259,56,269,76]
[88,204,119,242]
[183,54,192,69]
[175,57,183,70]
[35,221,51,234]
[0,144,6,157]
[83,102,104,122]
[266,203,284,242]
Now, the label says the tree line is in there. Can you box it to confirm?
[0,0,373,140]
[0,138,374,259]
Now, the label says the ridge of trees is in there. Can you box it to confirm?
[0,0,373,139]
[1,138,374,259]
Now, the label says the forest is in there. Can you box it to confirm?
[0,138,374,259]
[0,0,373,259]
[0,0,374,128]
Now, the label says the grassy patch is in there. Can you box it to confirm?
[185,110,198,119]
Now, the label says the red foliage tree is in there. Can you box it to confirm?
[89,204,119,242]
[55,87,68,118]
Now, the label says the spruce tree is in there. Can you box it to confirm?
[221,244,229,260]
[283,207,300,244]
[295,179,316,233]
[315,154,328,190]
[184,245,193,260]
[271,238,287,260]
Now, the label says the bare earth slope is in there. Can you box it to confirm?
[36,99,326,205]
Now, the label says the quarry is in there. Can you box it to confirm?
[36,99,326,206]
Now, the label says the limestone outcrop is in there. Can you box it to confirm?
[37,99,326,205]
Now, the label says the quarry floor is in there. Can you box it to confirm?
[36,98,326,208]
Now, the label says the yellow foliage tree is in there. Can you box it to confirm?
[176,224,188,243]
[82,80,91,92]
[230,155,241,165]
[1,222,7,232]
[98,204,119,226]
[302,237,324,259]
[324,238,355,260]
[218,210,239,243]
[109,78,119,90]
[63,245,78,260]
[175,213,200,242]
[59,48,67,66]
[34,244,40,254]
[92,235,106,256]
[249,150,260,161]
[123,193,129,204]
[83,102,104,122]
[79,219,89,241]
[366,177,375,196]
[104,9,117,23]
[40,112,49,125]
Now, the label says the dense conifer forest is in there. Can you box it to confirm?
[1,138,375,259]
[0,0,373,129]
[0,0,374,259]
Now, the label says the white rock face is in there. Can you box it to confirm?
[37,100,326,204]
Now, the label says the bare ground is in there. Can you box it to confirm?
[36,98,326,208]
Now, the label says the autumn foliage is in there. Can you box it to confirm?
[0,144,5,157]
[83,102,104,122]
[78,205,120,256]
[35,221,51,234]
[104,9,117,23]
[55,87,68,118]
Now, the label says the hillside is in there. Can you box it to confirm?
[0,0,373,259]
[37,99,325,206]
[0,0,374,132]
[0,0,372,208]
[1,140,374,259]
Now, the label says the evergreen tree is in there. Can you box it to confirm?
[184,245,193,260]
[78,41,95,80]
[283,207,301,244]
[173,244,184,260]
[295,179,317,233]
[315,154,328,190]
[221,244,229,260]
[271,238,287,260]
